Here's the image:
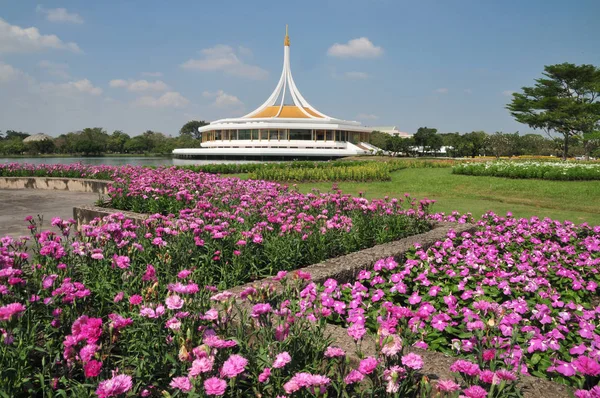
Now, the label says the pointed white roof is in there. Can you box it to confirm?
[200,27,370,133]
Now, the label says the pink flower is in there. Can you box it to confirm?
[95,374,133,398]
[258,367,271,383]
[251,303,272,318]
[273,352,291,369]
[344,369,365,385]
[435,379,461,392]
[108,313,133,330]
[324,346,346,358]
[450,359,480,376]
[166,295,184,310]
[170,376,192,392]
[129,295,143,305]
[220,354,248,378]
[189,357,214,377]
[462,385,488,398]
[401,353,423,370]
[113,292,124,303]
[358,357,378,375]
[204,377,227,396]
[573,356,600,376]
[84,360,102,378]
[0,302,26,321]
[348,322,366,341]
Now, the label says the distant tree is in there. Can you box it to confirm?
[0,139,26,154]
[369,131,390,151]
[582,131,600,159]
[26,139,55,154]
[73,128,109,155]
[413,127,438,156]
[518,134,552,156]
[2,130,30,141]
[107,130,131,153]
[507,63,600,160]
[180,120,208,140]
[462,131,488,158]
[124,136,149,153]
[486,132,520,158]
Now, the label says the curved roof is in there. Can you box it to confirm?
[199,27,368,133]
[23,133,53,143]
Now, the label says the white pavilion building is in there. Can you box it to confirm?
[173,27,378,160]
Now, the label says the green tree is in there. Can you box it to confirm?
[107,130,131,153]
[180,120,208,140]
[462,131,488,158]
[519,134,554,156]
[486,132,521,158]
[72,128,109,155]
[413,127,438,156]
[369,131,390,151]
[2,130,30,141]
[507,63,600,160]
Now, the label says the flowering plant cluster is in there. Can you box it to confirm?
[453,161,600,180]
[0,162,116,180]
[308,212,600,395]
[0,217,508,396]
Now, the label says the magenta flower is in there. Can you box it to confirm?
[204,377,227,396]
[462,385,488,398]
[573,356,600,376]
[95,374,132,398]
[273,352,292,369]
[84,360,102,378]
[358,357,378,375]
[344,369,365,385]
[435,379,461,392]
[189,357,214,377]
[324,346,346,358]
[0,302,26,321]
[450,359,480,376]
[220,354,248,378]
[401,353,423,370]
[258,367,271,383]
[165,294,184,310]
[170,376,192,392]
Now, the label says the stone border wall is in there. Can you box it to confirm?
[0,177,111,195]
[73,205,148,228]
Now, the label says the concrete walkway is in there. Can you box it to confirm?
[0,189,99,237]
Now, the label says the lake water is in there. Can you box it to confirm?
[0,157,258,167]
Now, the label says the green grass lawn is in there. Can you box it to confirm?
[238,168,600,225]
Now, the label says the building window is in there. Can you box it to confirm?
[289,129,311,140]
[238,130,251,140]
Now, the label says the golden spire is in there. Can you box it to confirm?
[284,24,290,46]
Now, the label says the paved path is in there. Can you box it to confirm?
[0,189,99,237]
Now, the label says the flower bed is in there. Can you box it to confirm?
[0,162,117,180]
[311,212,600,393]
[452,161,600,180]
[0,217,523,397]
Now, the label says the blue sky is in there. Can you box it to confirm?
[1,0,598,137]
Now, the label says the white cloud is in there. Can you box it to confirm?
[181,44,268,80]
[327,37,383,58]
[141,71,163,77]
[0,17,81,54]
[435,88,449,94]
[203,90,243,108]
[238,46,253,57]
[133,91,189,108]
[357,113,379,120]
[344,71,369,80]
[36,6,84,24]
[464,88,472,94]
[0,62,26,83]
[39,60,70,79]
[41,79,103,96]
[110,79,169,92]
[502,90,515,96]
